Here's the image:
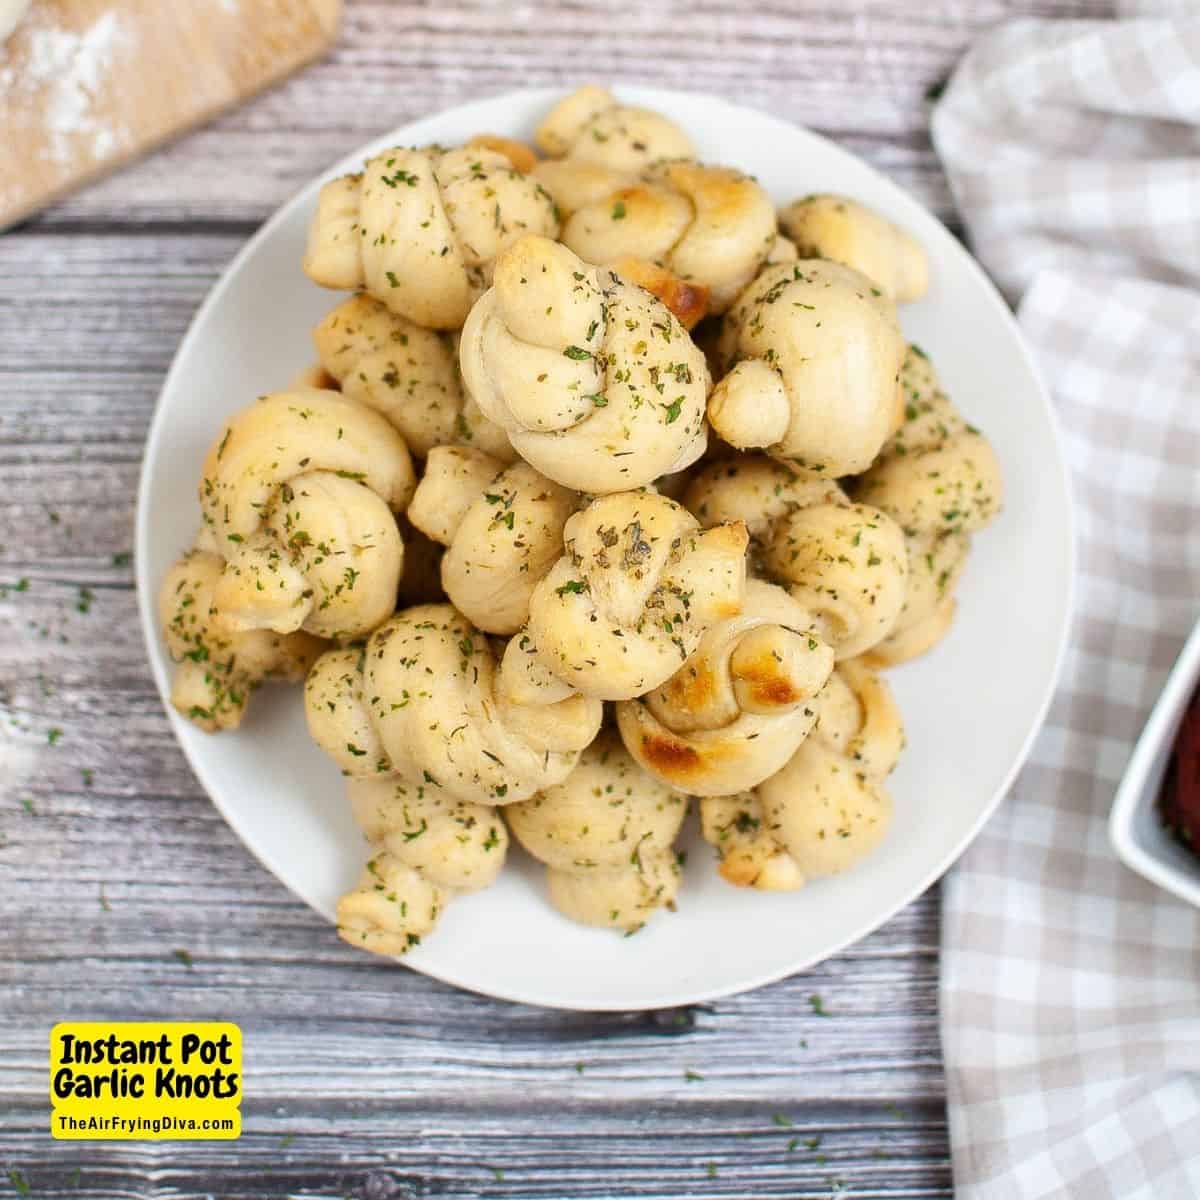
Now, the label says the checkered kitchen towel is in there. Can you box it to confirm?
[932,7,1200,1198]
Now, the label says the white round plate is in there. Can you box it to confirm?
[137,86,1074,1011]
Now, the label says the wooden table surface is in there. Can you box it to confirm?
[0,2,1110,1196]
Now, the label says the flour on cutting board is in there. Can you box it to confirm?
[0,0,335,228]
[0,6,132,168]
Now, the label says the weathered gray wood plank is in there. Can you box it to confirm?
[1,0,1113,1194]
[1,886,947,1195]
[2,1101,952,1199]
[21,0,1112,229]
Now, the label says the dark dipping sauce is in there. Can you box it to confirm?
[1161,685,1200,855]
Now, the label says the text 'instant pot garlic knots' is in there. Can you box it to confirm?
[158,85,1003,960]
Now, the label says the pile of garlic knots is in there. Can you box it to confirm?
[159,86,1003,958]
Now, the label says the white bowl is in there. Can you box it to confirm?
[135,86,1074,1010]
[1109,615,1200,908]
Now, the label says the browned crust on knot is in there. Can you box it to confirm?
[291,364,340,391]
[708,520,750,557]
[638,731,704,780]
[724,652,801,705]
[467,134,540,174]
[658,661,717,712]
[611,256,710,330]
[731,653,801,708]
[718,848,766,888]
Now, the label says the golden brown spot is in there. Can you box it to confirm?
[290,364,340,391]
[661,163,752,224]
[718,849,763,888]
[732,654,800,708]
[640,732,703,778]
[611,185,665,222]
[611,257,710,329]
[659,661,717,712]
[707,520,750,557]
[467,134,539,173]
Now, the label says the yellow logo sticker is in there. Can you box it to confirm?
[50,1023,241,1140]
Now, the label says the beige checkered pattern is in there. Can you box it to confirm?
[932,8,1200,1198]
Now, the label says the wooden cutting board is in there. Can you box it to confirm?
[0,0,339,230]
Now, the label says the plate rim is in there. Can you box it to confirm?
[135,84,1077,1010]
